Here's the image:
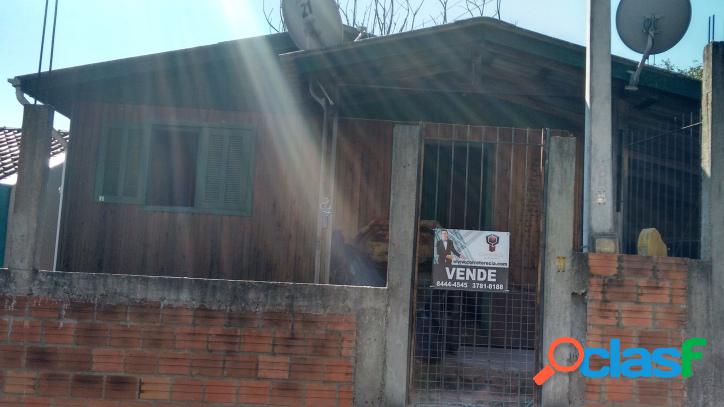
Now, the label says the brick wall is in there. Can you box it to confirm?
[0,295,357,406]
[585,254,688,407]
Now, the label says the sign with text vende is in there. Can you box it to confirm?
[432,228,510,292]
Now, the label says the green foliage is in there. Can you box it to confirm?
[658,58,703,80]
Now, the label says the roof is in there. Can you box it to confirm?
[11,18,699,122]
[0,127,69,180]
[281,17,700,99]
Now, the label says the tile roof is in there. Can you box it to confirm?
[0,127,69,180]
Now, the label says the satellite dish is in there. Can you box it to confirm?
[616,0,692,90]
[282,0,344,51]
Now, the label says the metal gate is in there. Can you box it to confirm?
[619,112,701,259]
[411,124,554,407]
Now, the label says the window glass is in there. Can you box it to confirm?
[145,126,200,207]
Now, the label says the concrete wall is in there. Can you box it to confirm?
[3,162,63,270]
[0,269,388,406]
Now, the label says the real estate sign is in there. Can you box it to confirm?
[432,228,510,292]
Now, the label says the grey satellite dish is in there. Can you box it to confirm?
[283,0,344,51]
[616,0,691,90]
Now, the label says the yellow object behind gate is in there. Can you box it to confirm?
[637,228,668,257]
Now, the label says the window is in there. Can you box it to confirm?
[96,123,255,216]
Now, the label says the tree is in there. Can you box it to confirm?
[658,59,703,80]
[263,0,502,36]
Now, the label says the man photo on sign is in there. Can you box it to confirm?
[436,229,464,265]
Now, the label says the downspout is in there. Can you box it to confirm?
[310,81,337,284]
[51,129,67,271]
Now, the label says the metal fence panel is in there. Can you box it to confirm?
[411,125,549,407]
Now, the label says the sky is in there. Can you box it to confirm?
[0,0,721,131]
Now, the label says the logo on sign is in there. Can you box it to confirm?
[486,234,500,252]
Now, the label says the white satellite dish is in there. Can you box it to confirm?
[283,0,345,51]
[616,0,692,90]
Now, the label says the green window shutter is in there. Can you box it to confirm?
[197,127,255,215]
[96,125,146,204]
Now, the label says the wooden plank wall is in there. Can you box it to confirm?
[59,103,396,282]
[59,102,326,282]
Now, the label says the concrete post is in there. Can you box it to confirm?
[384,124,422,406]
[689,41,724,406]
[541,134,587,406]
[584,0,617,252]
[5,105,54,271]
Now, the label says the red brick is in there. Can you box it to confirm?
[324,358,354,383]
[109,325,142,348]
[158,352,190,375]
[75,323,110,346]
[4,372,36,395]
[128,304,161,324]
[258,355,289,379]
[310,335,343,357]
[26,347,92,371]
[225,354,257,378]
[193,307,227,325]
[605,379,634,402]
[105,375,139,399]
[63,301,95,321]
[241,329,273,353]
[93,349,125,373]
[161,307,193,325]
[0,344,25,368]
[227,313,259,328]
[237,380,269,405]
[171,378,203,402]
[587,303,618,326]
[95,304,127,322]
[603,279,639,302]
[43,321,75,345]
[125,351,158,375]
[259,312,293,332]
[2,396,50,407]
[274,336,311,355]
[305,383,337,407]
[2,296,29,317]
[191,353,224,377]
[48,398,85,407]
[29,299,62,319]
[638,381,670,405]
[139,377,171,400]
[71,374,103,398]
[290,357,326,381]
[10,320,42,343]
[38,372,70,397]
[204,379,236,403]
[270,382,303,406]
[339,384,353,407]
[207,327,239,352]
[141,326,175,349]
[175,327,208,350]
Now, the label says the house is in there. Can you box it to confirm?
[2,17,711,407]
[0,127,68,268]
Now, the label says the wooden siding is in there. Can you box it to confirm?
[59,103,325,282]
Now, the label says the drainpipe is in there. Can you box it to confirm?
[310,81,338,284]
[51,129,67,271]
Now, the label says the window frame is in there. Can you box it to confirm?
[95,121,256,217]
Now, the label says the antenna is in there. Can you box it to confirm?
[282,0,345,51]
[616,0,691,91]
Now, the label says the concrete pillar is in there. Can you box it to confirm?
[384,124,422,406]
[689,41,724,406]
[584,0,617,252]
[5,105,54,271]
[700,42,724,262]
[541,134,587,406]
